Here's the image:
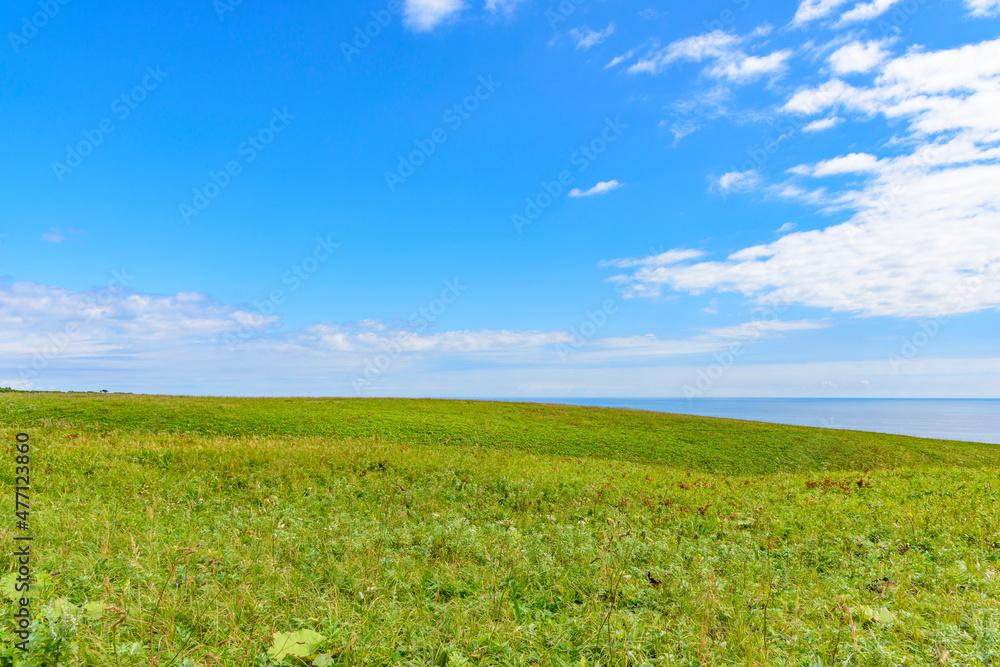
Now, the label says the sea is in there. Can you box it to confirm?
[503,398,1000,445]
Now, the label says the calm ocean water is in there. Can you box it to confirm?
[507,399,1000,445]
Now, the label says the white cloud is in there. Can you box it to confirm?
[661,84,773,143]
[403,0,465,31]
[0,282,278,361]
[791,0,853,25]
[484,0,526,15]
[605,50,633,69]
[607,38,1000,318]
[669,120,701,143]
[795,0,996,27]
[301,318,829,367]
[637,8,666,20]
[715,169,762,193]
[707,50,794,83]
[777,222,797,233]
[0,281,836,395]
[628,30,740,75]
[569,180,623,197]
[810,152,882,176]
[727,245,775,261]
[3,280,995,399]
[785,39,1000,136]
[965,0,1000,16]
[302,324,574,355]
[803,116,843,132]
[783,79,856,115]
[829,40,890,74]
[699,319,828,340]
[600,249,705,268]
[41,228,66,243]
[570,23,615,50]
[836,0,904,24]
[628,29,790,83]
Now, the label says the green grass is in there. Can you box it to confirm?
[1,392,998,666]
[7,393,1000,475]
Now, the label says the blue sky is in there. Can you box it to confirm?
[2,0,999,397]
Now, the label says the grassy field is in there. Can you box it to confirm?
[1,392,998,666]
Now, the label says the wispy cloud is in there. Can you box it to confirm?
[5,284,999,398]
[484,0,526,16]
[600,249,705,269]
[791,0,853,26]
[628,30,740,75]
[966,0,1000,16]
[0,280,832,394]
[569,180,623,197]
[569,22,615,50]
[41,228,66,243]
[803,116,843,132]
[627,27,791,84]
[793,0,996,26]
[403,0,465,32]
[608,37,1000,318]
[714,169,762,194]
[708,50,794,83]
[804,152,882,176]
[40,227,84,243]
[836,0,905,25]
[604,50,633,69]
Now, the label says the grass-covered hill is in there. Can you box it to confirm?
[7,392,1000,474]
[1,392,998,666]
